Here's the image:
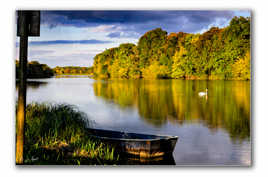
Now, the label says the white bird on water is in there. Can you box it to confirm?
[198,88,208,97]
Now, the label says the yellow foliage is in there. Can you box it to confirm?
[142,62,170,79]
[110,59,120,78]
[191,35,199,44]
[118,68,129,78]
[167,32,178,40]
[178,46,187,57]
[232,51,250,80]
[171,49,187,78]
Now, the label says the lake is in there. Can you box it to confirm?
[16,77,251,165]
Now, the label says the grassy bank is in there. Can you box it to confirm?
[20,103,119,165]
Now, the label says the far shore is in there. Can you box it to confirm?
[54,74,93,78]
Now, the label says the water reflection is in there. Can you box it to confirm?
[16,78,250,165]
[121,154,175,165]
[93,79,250,141]
[16,80,48,90]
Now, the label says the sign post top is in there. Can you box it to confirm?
[17,11,40,37]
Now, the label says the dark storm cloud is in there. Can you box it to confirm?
[41,10,236,33]
[28,39,112,45]
[42,11,172,25]
[42,10,233,25]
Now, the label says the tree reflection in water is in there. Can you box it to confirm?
[93,79,250,141]
[16,80,48,90]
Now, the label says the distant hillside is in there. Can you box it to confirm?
[92,16,250,80]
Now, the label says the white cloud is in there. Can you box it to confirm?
[195,17,230,34]
[90,25,118,33]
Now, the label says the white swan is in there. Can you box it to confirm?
[198,88,208,97]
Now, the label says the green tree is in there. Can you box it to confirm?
[91,17,250,80]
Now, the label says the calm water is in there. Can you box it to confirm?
[16,78,251,165]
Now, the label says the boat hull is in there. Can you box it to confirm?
[86,128,178,158]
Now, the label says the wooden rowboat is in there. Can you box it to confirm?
[86,128,178,158]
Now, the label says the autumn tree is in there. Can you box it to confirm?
[92,16,250,80]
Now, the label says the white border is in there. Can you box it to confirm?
[1,0,267,176]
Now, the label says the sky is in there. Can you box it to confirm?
[15,10,250,68]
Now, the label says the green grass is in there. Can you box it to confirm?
[21,103,119,165]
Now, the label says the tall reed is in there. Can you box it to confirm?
[21,103,119,165]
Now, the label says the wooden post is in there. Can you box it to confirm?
[16,11,28,165]
[16,11,40,164]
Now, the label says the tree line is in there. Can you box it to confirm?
[53,66,93,75]
[16,60,54,79]
[16,60,93,79]
[92,16,250,80]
